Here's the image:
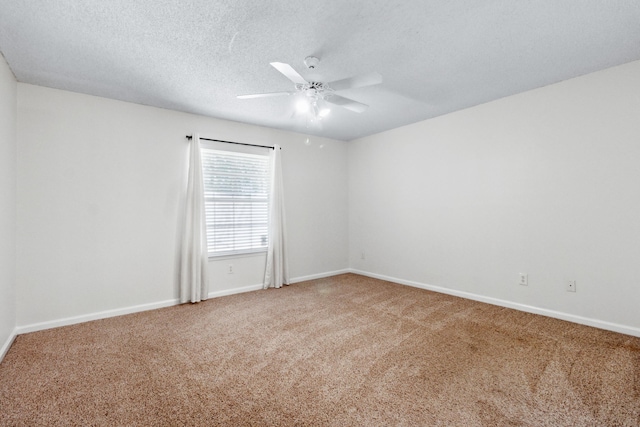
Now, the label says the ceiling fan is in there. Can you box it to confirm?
[237,56,382,118]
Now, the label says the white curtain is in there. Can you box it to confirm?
[264,144,290,289]
[180,133,209,303]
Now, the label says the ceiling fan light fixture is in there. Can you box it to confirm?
[296,99,310,114]
[238,59,381,119]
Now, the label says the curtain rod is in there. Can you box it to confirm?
[186,135,278,150]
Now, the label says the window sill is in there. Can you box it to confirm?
[208,250,267,261]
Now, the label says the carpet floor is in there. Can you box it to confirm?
[1,273,639,426]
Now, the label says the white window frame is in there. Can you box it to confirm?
[200,142,270,258]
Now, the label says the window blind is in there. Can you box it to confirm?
[201,148,269,256]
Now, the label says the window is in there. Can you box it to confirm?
[200,146,269,257]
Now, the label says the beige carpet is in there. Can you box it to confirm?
[1,273,639,426]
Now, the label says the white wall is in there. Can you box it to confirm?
[0,53,17,357]
[16,84,348,328]
[349,60,640,335]
[15,59,640,336]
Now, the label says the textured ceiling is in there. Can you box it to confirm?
[1,1,640,141]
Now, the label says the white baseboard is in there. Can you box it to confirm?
[0,329,17,363]
[15,298,181,335]
[289,268,351,284]
[13,269,351,336]
[207,283,263,299]
[11,268,635,350]
[206,269,353,296]
[349,269,640,338]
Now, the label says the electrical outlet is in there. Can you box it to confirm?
[227,264,233,274]
[361,251,366,260]
[519,273,528,286]
[567,280,576,292]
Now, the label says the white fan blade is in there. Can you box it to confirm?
[237,91,293,99]
[327,72,382,92]
[325,94,369,113]
[270,62,308,85]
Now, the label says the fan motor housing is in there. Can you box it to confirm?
[298,81,327,96]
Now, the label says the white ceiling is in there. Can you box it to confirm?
[1,1,640,141]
